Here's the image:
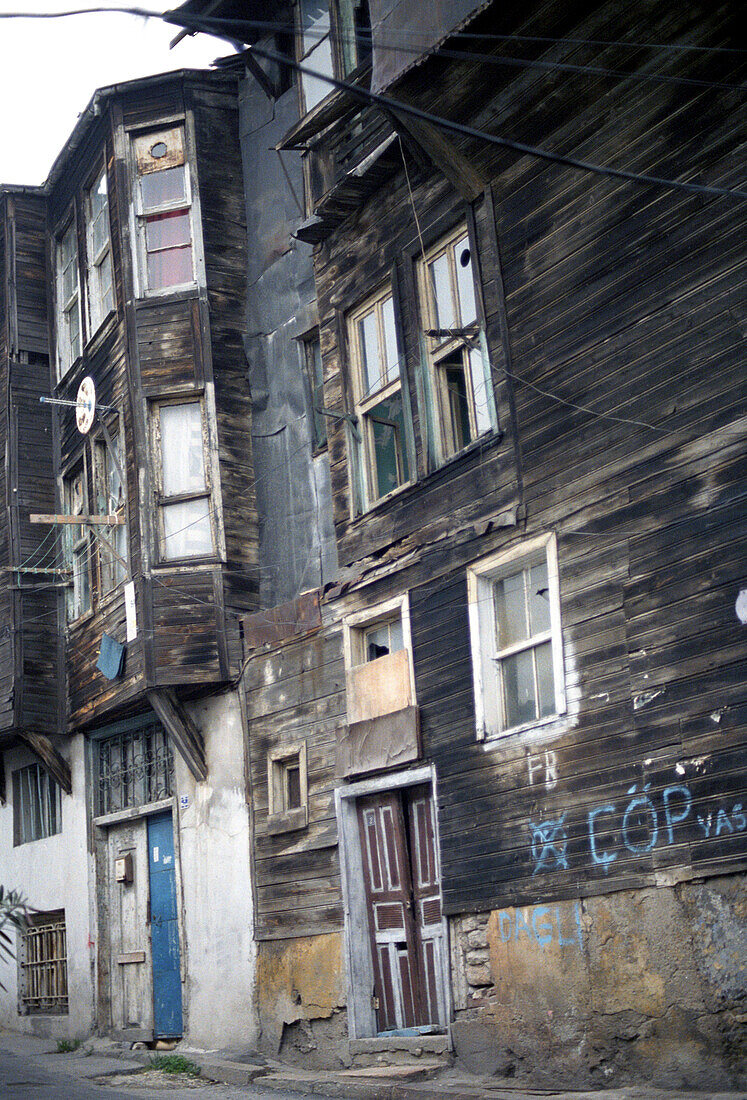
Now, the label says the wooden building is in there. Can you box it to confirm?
[174,0,746,1086]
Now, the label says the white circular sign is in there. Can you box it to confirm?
[76,377,96,434]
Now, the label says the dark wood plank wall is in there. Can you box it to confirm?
[309,0,744,914]
[191,80,259,670]
[0,192,58,739]
[243,629,346,940]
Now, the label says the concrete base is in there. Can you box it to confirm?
[348,1034,452,1069]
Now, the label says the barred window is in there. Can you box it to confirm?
[19,912,68,1015]
[96,721,174,816]
[13,765,62,845]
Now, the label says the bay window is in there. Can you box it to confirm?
[133,127,195,294]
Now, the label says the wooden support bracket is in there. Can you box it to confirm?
[386,109,485,202]
[18,731,72,795]
[147,689,207,783]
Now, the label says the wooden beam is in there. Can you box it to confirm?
[18,731,72,794]
[30,513,124,526]
[386,109,485,201]
[147,689,207,782]
[0,753,6,805]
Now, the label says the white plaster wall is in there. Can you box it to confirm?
[173,690,257,1050]
[0,734,94,1039]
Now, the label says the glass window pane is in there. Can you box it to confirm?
[494,570,528,648]
[147,246,193,290]
[161,403,205,495]
[99,251,114,317]
[528,559,551,634]
[536,641,555,718]
[299,0,330,53]
[359,309,381,394]
[428,253,454,332]
[469,347,493,435]
[145,211,192,251]
[382,295,399,381]
[454,234,477,325]
[162,498,213,559]
[368,392,408,499]
[502,648,537,728]
[388,617,404,654]
[140,166,186,210]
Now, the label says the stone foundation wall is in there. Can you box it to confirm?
[450,874,746,1090]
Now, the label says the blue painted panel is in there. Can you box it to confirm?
[148,812,183,1037]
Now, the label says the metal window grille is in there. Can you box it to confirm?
[97,722,174,815]
[13,764,62,845]
[20,913,68,1015]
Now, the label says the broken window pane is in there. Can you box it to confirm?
[528,559,551,634]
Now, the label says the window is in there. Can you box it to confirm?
[56,220,81,378]
[268,741,308,833]
[62,465,91,622]
[133,127,194,294]
[468,534,565,741]
[96,720,174,816]
[348,286,411,508]
[296,0,371,114]
[13,765,62,845]
[93,427,128,593]
[153,400,214,561]
[343,595,415,721]
[86,169,114,332]
[418,225,495,459]
[302,332,327,451]
[19,912,68,1015]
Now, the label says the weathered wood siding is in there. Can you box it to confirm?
[243,627,346,940]
[308,0,744,915]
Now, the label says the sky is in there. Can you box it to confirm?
[0,2,233,185]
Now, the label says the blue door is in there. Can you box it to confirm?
[147,812,183,1037]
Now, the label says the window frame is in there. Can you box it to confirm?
[61,458,92,624]
[467,533,565,742]
[92,418,129,596]
[267,740,309,834]
[85,165,115,336]
[295,0,372,116]
[347,284,413,511]
[342,592,416,718]
[417,222,496,463]
[12,764,62,846]
[151,396,217,564]
[131,125,197,298]
[55,215,82,381]
[18,910,68,1016]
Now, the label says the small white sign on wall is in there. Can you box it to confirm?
[125,580,137,641]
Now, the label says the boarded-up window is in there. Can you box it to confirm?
[13,765,62,845]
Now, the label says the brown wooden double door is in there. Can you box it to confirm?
[357,784,445,1033]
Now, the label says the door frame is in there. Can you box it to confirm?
[335,765,451,1039]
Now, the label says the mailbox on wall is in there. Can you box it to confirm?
[114,852,133,884]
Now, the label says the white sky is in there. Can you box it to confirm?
[0,2,233,185]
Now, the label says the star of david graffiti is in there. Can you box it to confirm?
[529,814,569,875]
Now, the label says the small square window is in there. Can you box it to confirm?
[343,596,415,723]
[268,741,308,833]
[468,534,565,741]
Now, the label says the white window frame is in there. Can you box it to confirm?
[132,126,196,298]
[85,167,115,335]
[151,397,216,563]
[55,217,82,380]
[343,593,413,675]
[347,285,412,511]
[62,461,92,623]
[267,740,309,834]
[467,533,565,742]
[417,223,496,461]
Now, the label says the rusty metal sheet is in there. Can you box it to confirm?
[242,588,322,652]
